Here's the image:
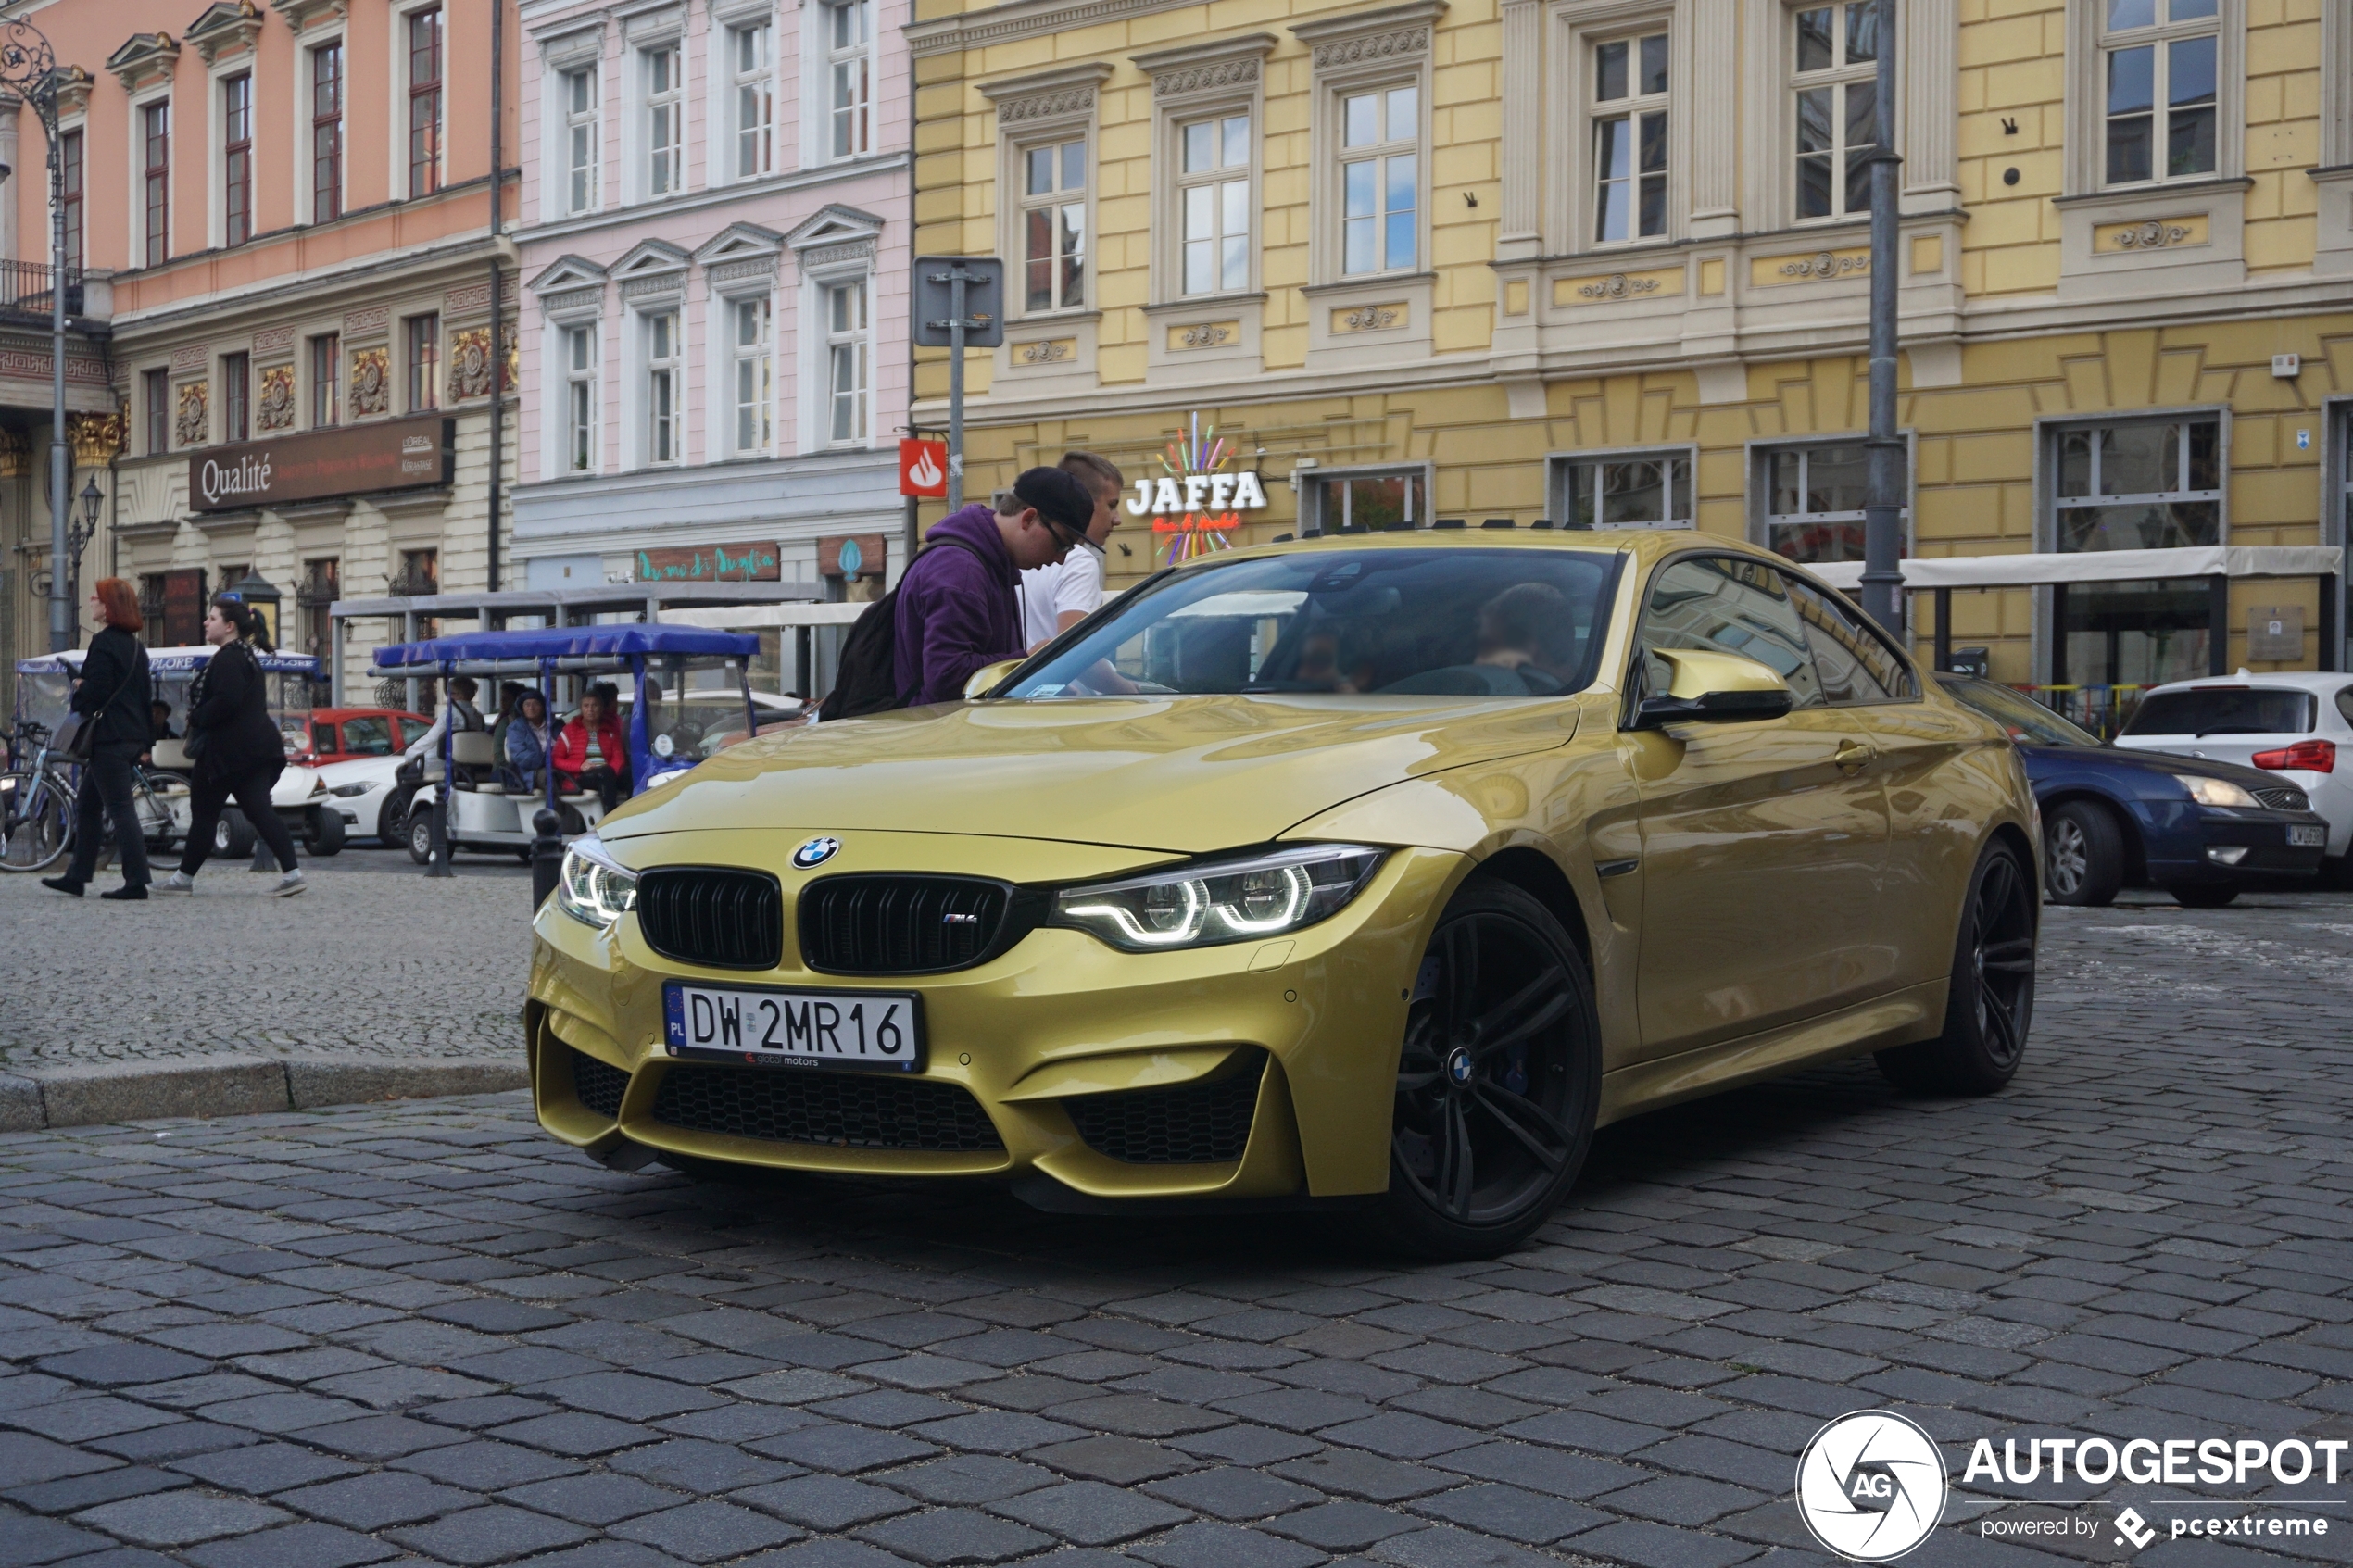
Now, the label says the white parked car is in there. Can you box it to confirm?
[315,752,412,844]
[2114,671,2353,884]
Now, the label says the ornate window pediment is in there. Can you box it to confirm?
[185,1,266,64]
[105,33,181,95]
[695,221,786,266]
[786,204,885,272]
[528,254,610,295]
[612,238,690,303]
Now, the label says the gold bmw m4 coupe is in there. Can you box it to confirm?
[527,531,2038,1257]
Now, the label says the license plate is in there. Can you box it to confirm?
[2288,824,2326,847]
[662,982,923,1072]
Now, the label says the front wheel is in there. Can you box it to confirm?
[1877,840,2036,1096]
[1369,878,1600,1261]
[2169,884,2238,909]
[0,773,72,872]
[407,809,434,865]
[2043,801,2123,907]
[305,807,346,857]
[213,809,257,860]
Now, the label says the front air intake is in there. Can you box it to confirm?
[651,1065,1003,1152]
[1064,1055,1265,1164]
[569,1047,629,1120]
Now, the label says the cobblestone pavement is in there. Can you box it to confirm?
[0,852,533,1072]
[3,890,2350,1568]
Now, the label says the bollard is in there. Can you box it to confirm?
[425,789,454,879]
[532,808,565,907]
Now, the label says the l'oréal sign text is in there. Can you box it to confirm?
[189,415,454,512]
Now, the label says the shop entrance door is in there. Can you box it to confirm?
[2054,576,2219,688]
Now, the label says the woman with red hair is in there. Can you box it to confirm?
[41,579,155,899]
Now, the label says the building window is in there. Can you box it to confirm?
[222,72,253,247]
[1020,138,1086,312]
[299,558,339,663]
[644,45,682,197]
[310,333,342,427]
[1340,84,1417,275]
[1761,443,1893,562]
[1178,112,1250,295]
[2102,0,2218,184]
[142,102,170,267]
[2055,417,2221,552]
[824,279,867,445]
[221,353,250,444]
[564,324,597,472]
[561,68,598,214]
[825,0,873,159]
[396,547,438,596]
[1792,1,1880,221]
[409,6,444,197]
[644,309,679,464]
[1308,467,1429,533]
[1556,449,1692,530]
[1592,33,1667,244]
[311,41,344,222]
[143,368,170,455]
[731,295,773,454]
[406,314,440,412]
[58,129,82,272]
[733,23,773,178]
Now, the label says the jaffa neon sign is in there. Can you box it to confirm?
[1125,414,1267,565]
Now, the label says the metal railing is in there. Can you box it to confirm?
[0,260,82,315]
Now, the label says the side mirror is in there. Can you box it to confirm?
[963,659,1026,700]
[1631,647,1795,729]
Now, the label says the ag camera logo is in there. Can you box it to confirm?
[1796,1411,1948,1561]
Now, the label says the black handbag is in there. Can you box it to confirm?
[55,644,147,764]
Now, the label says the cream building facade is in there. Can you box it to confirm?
[912,0,2352,690]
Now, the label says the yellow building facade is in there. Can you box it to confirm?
[911,0,2352,691]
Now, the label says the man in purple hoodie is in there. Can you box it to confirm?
[893,466,1098,707]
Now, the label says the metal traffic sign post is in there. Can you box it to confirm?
[912,257,1004,512]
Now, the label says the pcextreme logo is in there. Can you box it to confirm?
[1795,1411,1949,1561]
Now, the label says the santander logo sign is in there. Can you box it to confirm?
[899,439,949,498]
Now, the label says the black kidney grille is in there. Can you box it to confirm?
[1064,1056,1265,1165]
[2252,784,2309,812]
[636,868,784,970]
[570,1047,629,1120]
[800,875,1011,974]
[652,1066,1003,1152]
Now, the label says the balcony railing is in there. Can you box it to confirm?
[0,261,83,316]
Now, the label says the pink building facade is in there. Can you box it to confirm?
[512,0,911,601]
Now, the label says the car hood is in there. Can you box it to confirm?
[2023,742,2285,791]
[598,694,1584,854]
[310,755,404,785]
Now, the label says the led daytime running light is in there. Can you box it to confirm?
[1051,846,1383,952]
[556,837,638,929]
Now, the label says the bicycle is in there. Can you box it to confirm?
[1,721,73,872]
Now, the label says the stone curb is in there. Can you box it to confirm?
[0,1056,529,1132]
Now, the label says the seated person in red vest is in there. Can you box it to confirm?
[551,684,629,811]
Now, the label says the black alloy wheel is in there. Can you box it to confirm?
[1376,878,1599,1259]
[1877,840,2036,1096]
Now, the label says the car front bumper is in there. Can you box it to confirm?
[2134,802,2332,884]
[526,829,1462,1204]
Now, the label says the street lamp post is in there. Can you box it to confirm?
[1857,0,1906,641]
[62,474,99,619]
[0,17,75,653]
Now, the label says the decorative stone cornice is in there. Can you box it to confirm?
[911,0,1193,59]
[978,61,1116,126]
[105,33,180,96]
[270,0,347,33]
[541,287,602,318]
[1290,0,1447,69]
[799,240,875,273]
[53,68,94,119]
[185,1,266,64]
[1131,35,1276,98]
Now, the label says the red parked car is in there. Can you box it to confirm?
[296,708,432,764]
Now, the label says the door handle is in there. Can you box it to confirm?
[1833,739,1874,772]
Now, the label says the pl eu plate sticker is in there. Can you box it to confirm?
[663,986,686,1054]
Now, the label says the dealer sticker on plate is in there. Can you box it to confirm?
[662,982,923,1072]
[2288,824,2327,847]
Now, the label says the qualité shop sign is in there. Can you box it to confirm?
[188,415,454,512]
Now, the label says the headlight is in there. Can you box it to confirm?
[557,835,638,929]
[2175,773,2259,809]
[308,777,328,797]
[331,782,371,797]
[1051,844,1387,952]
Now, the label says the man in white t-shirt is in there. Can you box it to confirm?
[1020,451,1125,650]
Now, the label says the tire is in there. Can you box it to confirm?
[0,773,72,872]
[407,808,434,865]
[1366,877,1601,1261]
[2043,800,2123,907]
[305,807,346,857]
[378,785,414,845]
[2319,856,2352,892]
[2169,884,2238,908]
[213,808,258,860]
[1877,840,2036,1096]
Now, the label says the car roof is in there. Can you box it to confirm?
[2136,671,2353,695]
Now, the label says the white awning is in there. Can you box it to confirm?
[659,602,869,629]
[1806,545,2346,591]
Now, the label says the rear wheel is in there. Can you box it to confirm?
[1877,840,2036,1096]
[2043,801,2123,907]
[407,808,434,865]
[213,809,257,860]
[305,807,346,857]
[2169,884,2238,909]
[0,773,71,872]
[1369,878,1599,1261]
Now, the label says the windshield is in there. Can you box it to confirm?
[2120,687,2316,738]
[638,656,754,761]
[341,717,397,756]
[1007,548,1618,699]
[1936,676,2100,746]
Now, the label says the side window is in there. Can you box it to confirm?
[1635,555,1824,709]
[2337,687,2353,728]
[1782,576,1917,703]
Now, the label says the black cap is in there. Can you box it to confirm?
[1010,466,1097,533]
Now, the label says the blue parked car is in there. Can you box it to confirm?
[1936,676,2330,908]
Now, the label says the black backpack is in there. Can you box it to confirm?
[817,537,991,721]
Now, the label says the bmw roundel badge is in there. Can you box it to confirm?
[792,835,841,870]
